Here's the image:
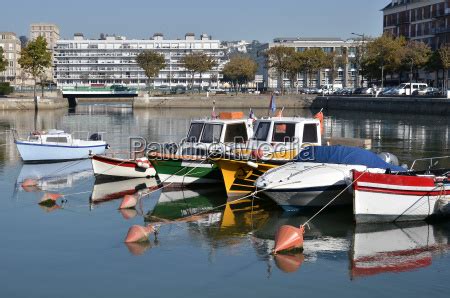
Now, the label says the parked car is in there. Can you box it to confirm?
[395,83,428,95]
[209,88,227,94]
[425,87,441,96]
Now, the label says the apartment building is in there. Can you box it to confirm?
[383,0,450,49]
[53,33,228,89]
[259,37,361,89]
[0,32,21,85]
[30,23,60,82]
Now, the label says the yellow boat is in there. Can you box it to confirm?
[212,116,322,197]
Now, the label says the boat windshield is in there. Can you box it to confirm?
[200,123,223,143]
[224,123,248,143]
[272,123,296,142]
[253,121,271,141]
[187,123,204,142]
[46,136,69,143]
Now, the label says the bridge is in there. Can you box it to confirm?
[61,86,139,107]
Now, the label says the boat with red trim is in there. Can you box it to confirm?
[353,165,450,223]
[91,154,156,179]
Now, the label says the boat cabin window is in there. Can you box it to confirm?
[254,122,271,141]
[302,124,318,143]
[224,123,248,143]
[200,123,223,143]
[272,123,296,142]
[187,123,204,142]
[46,137,68,143]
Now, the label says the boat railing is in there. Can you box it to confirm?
[410,156,450,171]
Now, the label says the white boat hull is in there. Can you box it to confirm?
[353,171,450,223]
[91,155,156,178]
[354,187,450,223]
[16,141,106,162]
[256,163,369,209]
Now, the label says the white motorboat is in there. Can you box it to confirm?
[353,167,450,223]
[14,130,108,162]
[91,155,156,179]
[255,146,405,210]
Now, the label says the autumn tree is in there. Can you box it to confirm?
[302,48,328,88]
[136,50,166,93]
[284,51,307,93]
[222,55,257,94]
[438,43,450,91]
[265,46,296,94]
[0,47,7,74]
[401,41,431,89]
[18,36,52,98]
[361,34,405,88]
[181,52,216,92]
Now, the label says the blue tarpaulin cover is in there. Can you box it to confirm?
[295,146,405,171]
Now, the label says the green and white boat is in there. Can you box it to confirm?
[148,113,253,186]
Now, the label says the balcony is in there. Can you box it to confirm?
[432,27,450,34]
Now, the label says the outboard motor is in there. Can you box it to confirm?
[377,152,400,166]
[89,133,102,141]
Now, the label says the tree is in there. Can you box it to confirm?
[401,41,431,90]
[285,51,306,93]
[302,48,328,88]
[425,51,443,88]
[136,50,166,93]
[438,43,450,91]
[222,55,257,94]
[181,52,216,92]
[0,47,7,74]
[18,36,52,98]
[361,34,405,88]
[265,46,296,94]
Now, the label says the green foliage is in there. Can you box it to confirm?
[438,43,450,90]
[18,36,52,97]
[361,34,405,82]
[265,46,296,93]
[181,52,217,91]
[221,55,257,93]
[301,48,329,87]
[135,50,166,90]
[0,47,7,73]
[0,82,14,96]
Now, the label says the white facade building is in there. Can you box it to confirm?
[54,33,228,89]
[0,32,21,85]
[259,37,361,89]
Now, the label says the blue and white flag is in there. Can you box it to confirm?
[269,95,276,114]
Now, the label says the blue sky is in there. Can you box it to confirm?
[1,0,389,41]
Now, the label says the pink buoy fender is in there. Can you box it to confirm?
[39,193,63,207]
[124,224,155,243]
[273,225,305,254]
[119,194,138,209]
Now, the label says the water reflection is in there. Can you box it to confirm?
[90,177,158,205]
[16,160,92,192]
[1,104,450,296]
[351,222,450,279]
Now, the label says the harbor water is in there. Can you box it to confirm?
[1,104,450,297]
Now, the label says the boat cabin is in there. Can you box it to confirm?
[180,113,253,156]
[27,130,74,145]
[245,117,322,160]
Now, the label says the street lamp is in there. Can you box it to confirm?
[351,32,365,88]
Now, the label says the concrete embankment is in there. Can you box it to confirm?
[133,94,316,109]
[0,96,68,110]
[312,96,450,115]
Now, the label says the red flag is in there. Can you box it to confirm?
[314,111,324,133]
